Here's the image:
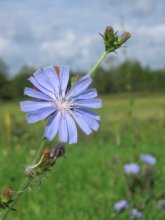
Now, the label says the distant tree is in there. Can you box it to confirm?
[1,58,165,100]
[92,59,165,94]
[92,67,109,94]
[0,58,10,100]
[12,65,36,98]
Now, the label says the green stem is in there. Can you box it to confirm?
[34,138,49,163]
[0,138,48,220]
[88,51,108,76]
[0,177,32,220]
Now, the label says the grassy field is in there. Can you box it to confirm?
[0,94,165,220]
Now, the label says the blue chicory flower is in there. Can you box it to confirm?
[124,163,140,175]
[20,66,102,143]
[140,154,156,166]
[114,200,129,212]
[130,208,142,219]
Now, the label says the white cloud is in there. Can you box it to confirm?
[41,31,76,58]
[40,30,98,71]
[133,0,157,13]
[0,36,20,56]
[0,0,164,75]
[137,24,165,43]
[0,37,8,52]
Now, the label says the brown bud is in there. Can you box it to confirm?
[1,187,13,204]
[54,66,60,75]
[105,26,114,33]
[118,32,131,45]
[104,26,114,39]
[71,75,81,86]
[43,147,52,160]
[50,143,65,160]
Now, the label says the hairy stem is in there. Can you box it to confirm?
[0,138,48,220]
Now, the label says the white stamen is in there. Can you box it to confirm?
[55,98,71,112]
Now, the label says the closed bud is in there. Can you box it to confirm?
[50,143,65,160]
[71,75,81,87]
[25,144,65,178]
[54,66,60,76]
[43,147,52,160]
[118,32,131,45]
[104,26,114,40]
[101,26,118,52]
[1,188,13,204]
[100,25,131,53]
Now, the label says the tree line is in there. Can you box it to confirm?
[0,58,165,100]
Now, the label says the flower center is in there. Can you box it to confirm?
[55,99,70,112]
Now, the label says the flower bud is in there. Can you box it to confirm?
[54,66,60,75]
[25,144,65,178]
[1,188,13,204]
[50,143,65,160]
[71,75,81,87]
[100,26,131,53]
[101,26,117,51]
[118,32,131,45]
[43,147,52,160]
[104,26,114,40]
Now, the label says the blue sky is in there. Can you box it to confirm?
[0,0,164,76]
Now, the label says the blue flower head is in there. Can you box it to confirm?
[130,209,142,219]
[114,200,129,212]
[20,66,102,143]
[124,163,140,175]
[140,154,156,166]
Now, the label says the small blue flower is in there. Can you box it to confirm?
[20,66,101,143]
[124,163,140,175]
[114,200,129,212]
[130,208,142,219]
[140,154,156,166]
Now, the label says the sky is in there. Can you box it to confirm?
[0,0,164,76]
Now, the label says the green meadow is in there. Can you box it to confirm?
[0,94,165,220]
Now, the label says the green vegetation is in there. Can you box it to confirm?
[0,94,165,219]
[0,57,165,100]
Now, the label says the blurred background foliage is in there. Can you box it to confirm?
[0,56,165,219]
[0,57,165,100]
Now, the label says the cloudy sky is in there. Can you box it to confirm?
[0,0,164,76]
